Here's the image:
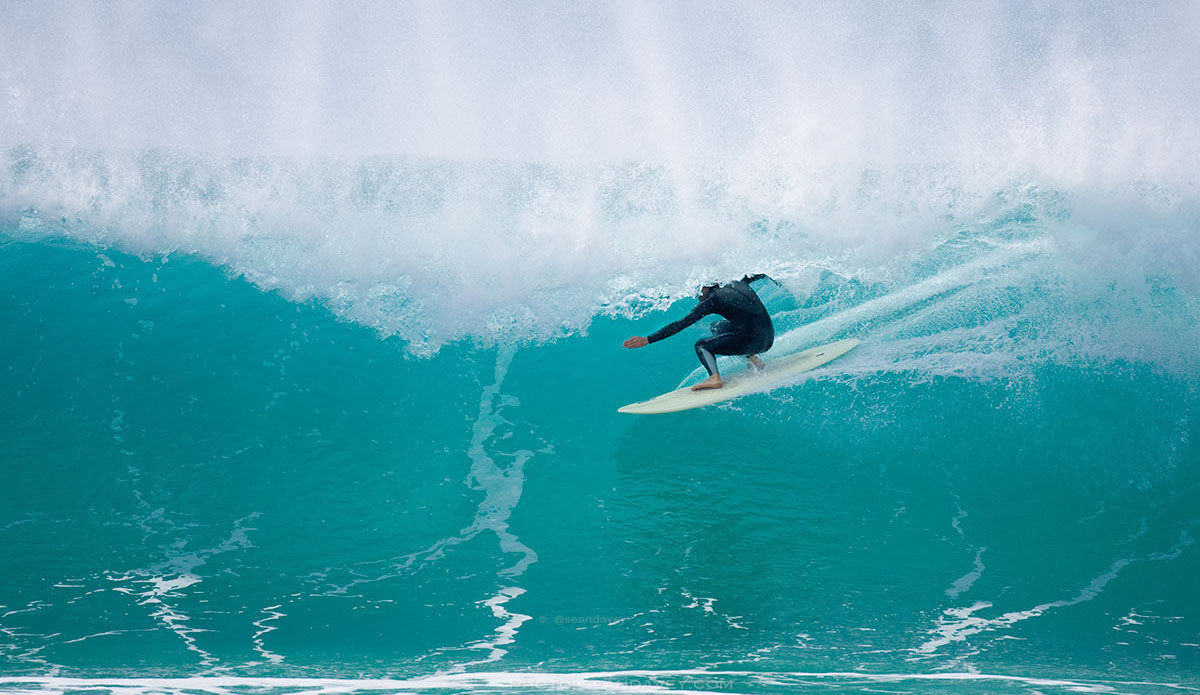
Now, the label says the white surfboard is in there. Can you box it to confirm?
[618,338,861,414]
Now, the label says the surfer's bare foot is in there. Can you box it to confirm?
[691,374,724,391]
[748,355,765,371]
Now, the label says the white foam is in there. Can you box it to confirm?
[1,48,1197,362]
[0,667,1177,695]
[250,605,286,665]
[2,3,1199,358]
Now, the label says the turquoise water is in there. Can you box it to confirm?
[3,181,1198,693]
[3,2,1200,694]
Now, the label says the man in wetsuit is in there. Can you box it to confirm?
[623,274,777,390]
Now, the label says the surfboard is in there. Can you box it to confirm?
[618,338,861,414]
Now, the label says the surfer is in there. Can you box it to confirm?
[623,274,778,390]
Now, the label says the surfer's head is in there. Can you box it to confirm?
[696,282,719,301]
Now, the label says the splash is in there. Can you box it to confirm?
[1,2,1198,364]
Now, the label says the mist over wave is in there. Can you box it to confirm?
[4,1,1198,170]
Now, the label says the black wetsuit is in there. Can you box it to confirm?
[647,276,775,375]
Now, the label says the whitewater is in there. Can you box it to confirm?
[1,2,1198,694]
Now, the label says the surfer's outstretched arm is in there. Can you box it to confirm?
[646,300,715,344]
[623,299,714,349]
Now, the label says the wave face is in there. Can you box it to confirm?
[1,2,1199,693]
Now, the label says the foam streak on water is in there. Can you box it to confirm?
[437,346,538,672]
[919,531,1196,656]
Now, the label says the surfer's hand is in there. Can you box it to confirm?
[623,336,649,349]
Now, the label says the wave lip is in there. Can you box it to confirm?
[4,145,1199,368]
